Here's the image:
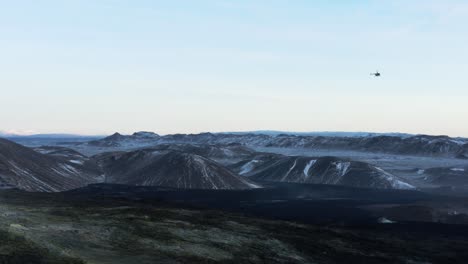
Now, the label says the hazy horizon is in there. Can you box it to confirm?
[1,129,465,139]
[1,1,467,137]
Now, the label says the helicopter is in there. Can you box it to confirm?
[371,70,381,77]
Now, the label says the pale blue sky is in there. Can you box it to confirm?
[1,0,467,136]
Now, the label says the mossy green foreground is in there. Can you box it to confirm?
[0,189,467,264]
[0,229,84,264]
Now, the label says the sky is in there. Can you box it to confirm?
[0,0,467,136]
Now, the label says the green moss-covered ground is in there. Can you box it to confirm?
[0,189,467,263]
[0,229,84,264]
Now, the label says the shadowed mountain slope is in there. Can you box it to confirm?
[95,149,260,190]
[231,154,414,189]
[0,138,101,192]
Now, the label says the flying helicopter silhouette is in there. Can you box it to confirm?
[371,70,381,77]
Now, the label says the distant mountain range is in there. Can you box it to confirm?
[6,130,467,139]
[83,131,468,159]
[222,130,415,138]
[0,136,421,192]
[3,133,103,139]
[2,130,468,192]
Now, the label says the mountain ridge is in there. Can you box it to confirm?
[83,131,468,158]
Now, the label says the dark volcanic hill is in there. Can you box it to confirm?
[456,144,468,159]
[95,149,260,190]
[231,154,414,189]
[421,166,468,186]
[0,138,101,192]
[34,145,88,163]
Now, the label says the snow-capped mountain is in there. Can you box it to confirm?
[0,131,17,137]
[94,149,260,190]
[0,138,102,192]
[231,154,414,189]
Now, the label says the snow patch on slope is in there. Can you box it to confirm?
[334,162,351,177]
[238,177,262,188]
[282,159,298,181]
[240,160,259,175]
[303,160,317,178]
[375,167,415,190]
[8,161,58,192]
